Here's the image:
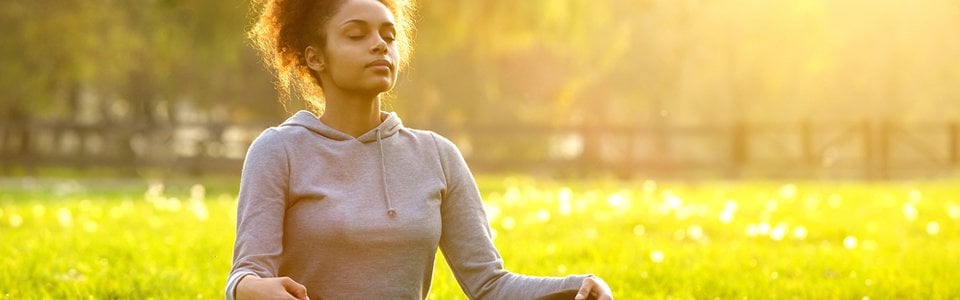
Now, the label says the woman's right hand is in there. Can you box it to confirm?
[236,275,310,300]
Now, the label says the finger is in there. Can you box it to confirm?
[592,277,613,300]
[280,277,309,300]
[576,277,596,300]
[597,289,613,300]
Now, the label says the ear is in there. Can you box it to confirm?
[305,45,326,72]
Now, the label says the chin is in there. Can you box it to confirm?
[367,81,395,94]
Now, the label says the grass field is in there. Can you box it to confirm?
[1,176,958,299]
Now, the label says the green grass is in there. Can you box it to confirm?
[1,176,959,299]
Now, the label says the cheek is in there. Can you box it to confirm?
[390,45,401,59]
[328,47,363,72]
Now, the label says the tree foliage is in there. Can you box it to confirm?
[1,0,959,127]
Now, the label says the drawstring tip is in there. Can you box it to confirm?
[387,209,397,217]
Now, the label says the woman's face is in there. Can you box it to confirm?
[316,0,399,97]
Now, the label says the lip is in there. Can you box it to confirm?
[365,59,393,71]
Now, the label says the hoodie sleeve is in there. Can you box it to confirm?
[431,133,591,299]
[225,129,291,300]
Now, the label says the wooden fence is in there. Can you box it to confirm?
[1,120,957,179]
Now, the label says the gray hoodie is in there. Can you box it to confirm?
[226,111,590,299]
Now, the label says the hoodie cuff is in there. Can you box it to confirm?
[562,274,594,290]
[225,271,256,300]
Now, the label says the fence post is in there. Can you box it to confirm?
[77,126,88,170]
[950,121,958,166]
[0,123,6,174]
[621,127,638,179]
[863,120,874,180]
[879,120,891,180]
[0,123,5,158]
[801,120,814,166]
[731,121,747,177]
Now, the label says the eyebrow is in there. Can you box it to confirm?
[340,19,396,29]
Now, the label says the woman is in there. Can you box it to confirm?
[226,0,615,299]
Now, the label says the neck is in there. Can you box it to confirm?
[319,90,383,138]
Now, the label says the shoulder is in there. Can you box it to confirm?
[403,128,460,156]
[248,124,313,148]
[249,127,284,147]
[245,127,295,159]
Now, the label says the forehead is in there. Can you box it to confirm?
[330,0,395,25]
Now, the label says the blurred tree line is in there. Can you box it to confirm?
[3,0,959,127]
[1,0,959,174]
[0,0,281,126]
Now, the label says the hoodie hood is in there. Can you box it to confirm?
[279,110,403,143]
[278,109,402,217]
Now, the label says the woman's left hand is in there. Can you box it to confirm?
[576,275,613,300]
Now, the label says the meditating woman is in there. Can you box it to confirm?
[226,0,614,299]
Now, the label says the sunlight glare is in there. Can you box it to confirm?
[501,217,516,230]
[190,199,209,221]
[792,226,808,240]
[765,200,779,212]
[779,184,797,199]
[484,204,501,221]
[8,214,23,228]
[843,236,858,249]
[746,224,759,237]
[57,208,73,228]
[720,201,737,224]
[634,224,646,237]
[558,188,572,216]
[663,191,683,209]
[926,221,940,236]
[650,250,665,263]
[758,222,771,236]
[770,224,788,241]
[908,190,922,203]
[607,192,628,208]
[190,184,206,202]
[719,210,735,224]
[166,197,183,212]
[902,203,918,221]
[558,187,573,203]
[535,209,551,223]
[643,180,657,194]
[947,203,960,220]
[82,220,98,233]
[504,186,521,205]
[32,204,46,218]
[724,200,739,212]
[145,181,164,200]
[688,225,705,241]
[827,194,843,208]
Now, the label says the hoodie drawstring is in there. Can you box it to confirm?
[377,129,397,217]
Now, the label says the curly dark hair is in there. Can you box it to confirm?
[248,0,416,113]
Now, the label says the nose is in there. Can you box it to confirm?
[371,37,388,54]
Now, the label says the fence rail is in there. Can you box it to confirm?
[1,120,957,179]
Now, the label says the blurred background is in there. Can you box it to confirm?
[1,0,959,180]
[2,2,960,298]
